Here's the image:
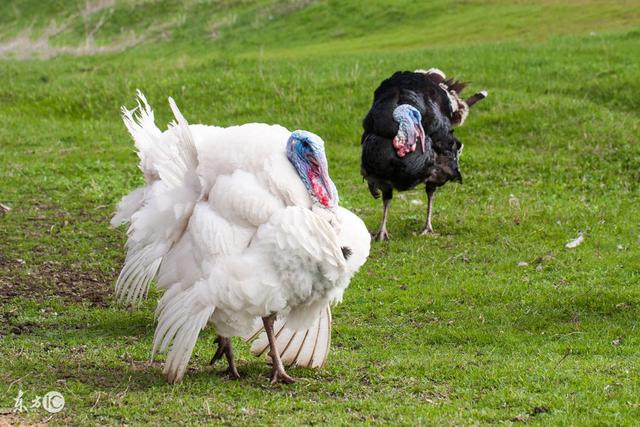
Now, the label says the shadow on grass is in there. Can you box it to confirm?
[44,354,323,394]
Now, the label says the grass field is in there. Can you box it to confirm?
[1,0,639,425]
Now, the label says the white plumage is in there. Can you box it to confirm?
[112,92,370,384]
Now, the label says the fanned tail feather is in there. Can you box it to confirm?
[245,306,332,368]
[168,97,198,175]
[121,90,163,183]
[113,92,201,305]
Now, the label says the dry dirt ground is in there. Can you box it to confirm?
[0,254,112,308]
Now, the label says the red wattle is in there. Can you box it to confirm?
[393,136,415,157]
[308,170,330,207]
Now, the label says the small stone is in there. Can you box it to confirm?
[517,261,528,267]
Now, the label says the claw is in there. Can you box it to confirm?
[226,366,241,380]
[270,366,295,384]
[372,229,390,241]
[262,314,296,385]
[418,227,437,236]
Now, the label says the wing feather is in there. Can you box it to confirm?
[113,93,202,305]
[152,282,216,384]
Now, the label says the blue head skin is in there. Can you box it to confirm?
[392,104,426,157]
[286,130,339,210]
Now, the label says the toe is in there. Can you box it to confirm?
[228,367,241,380]
[270,369,296,384]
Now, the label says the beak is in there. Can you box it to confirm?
[305,153,321,173]
[306,152,336,208]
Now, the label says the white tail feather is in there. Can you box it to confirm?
[245,306,332,368]
[294,314,320,367]
[311,307,331,368]
[168,97,198,170]
[248,317,288,357]
[113,92,202,306]
[121,90,163,183]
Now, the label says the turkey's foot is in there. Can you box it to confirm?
[418,226,437,236]
[372,228,390,241]
[269,362,295,385]
[223,366,241,380]
[262,313,296,385]
[210,336,240,379]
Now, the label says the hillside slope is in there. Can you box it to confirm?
[1,0,638,58]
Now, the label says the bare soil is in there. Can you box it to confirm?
[0,254,113,307]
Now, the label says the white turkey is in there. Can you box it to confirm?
[111,92,370,384]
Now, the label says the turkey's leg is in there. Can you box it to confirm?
[373,198,391,241]
[262,314,295,384]
[210,335,240,379]
[373,196,392,241]
[420,186,437,235]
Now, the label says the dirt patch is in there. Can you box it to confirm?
[0,414,48,427]
[0,255,113,307]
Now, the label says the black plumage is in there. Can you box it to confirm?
[360,69,487,240]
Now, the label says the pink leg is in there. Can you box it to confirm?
[263,314,295,384]
[373,198,391,241]
[420,187,437,235]
[210,336,241,379]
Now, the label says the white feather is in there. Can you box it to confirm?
[113,95,202,305]
[311,306,331,368]
[112,92,371,382]
[415,68,446,79]
[565,233,584,249]
[245,209,369,367]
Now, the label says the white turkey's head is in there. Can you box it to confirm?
[287,130,339,211]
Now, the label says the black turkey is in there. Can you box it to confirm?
[360,68,487,240]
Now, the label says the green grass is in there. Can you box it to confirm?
[1,0,640,425]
